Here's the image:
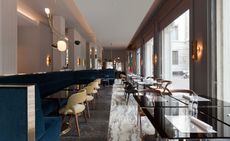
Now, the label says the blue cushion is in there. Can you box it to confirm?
[38,116,61,141]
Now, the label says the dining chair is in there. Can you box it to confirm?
[84,85,97,111]
[94,79,101,95]
[120,74,127,84]
[59,89,87,136]
[88,81,100,97]
[150,80,172,96]
[124,82,138,105]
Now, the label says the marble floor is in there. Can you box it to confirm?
[61,86,112,141]
[61,79,155,141]
[108,79,155,141]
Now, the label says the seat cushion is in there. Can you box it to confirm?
[92,90,98,94]
[59,104,85,115]
[86,95,94,101]
[59,105,72,115]
[72,104,85,113]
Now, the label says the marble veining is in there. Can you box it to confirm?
[108,80,155,141]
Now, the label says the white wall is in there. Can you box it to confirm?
[67,28,87,70]
[18,23,52,73]
[0,0,17,75]
[52,16,66,71]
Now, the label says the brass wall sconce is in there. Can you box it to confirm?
[192,40,203,61]
[44,8,80,52]
[46,55,52,66]
[77,58,81,65]
[153,54,158,64]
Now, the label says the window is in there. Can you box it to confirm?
[116,62,122,71]
[136,48,141,75]
[162,10,190,89]
[106,62,113,69]
[172,51,179,65]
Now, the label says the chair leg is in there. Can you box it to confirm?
[97,89,100,96]
[93,98,96,109]
[86,102,90,118]
[74,114,80,136]
[83,111,87,123]
[126,93,130,105]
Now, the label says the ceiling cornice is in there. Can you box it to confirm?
[63,0,96,43]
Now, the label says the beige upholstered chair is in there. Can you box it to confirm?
[59,89,87,136]
[88,81,100,97]
[149,80,172,95]
[84,85,97,110]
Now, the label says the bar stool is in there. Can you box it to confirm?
[59,89,87,136]
[84,85,97,110]
[88,81,100,97]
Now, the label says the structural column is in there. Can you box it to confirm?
[52,16,66,71]
[0,0,17,75]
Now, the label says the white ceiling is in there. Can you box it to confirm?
[75,0,154,49]
[17,0,95,42]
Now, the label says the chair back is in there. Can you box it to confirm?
[155,80,172,95]
[67,89,87,108]
[95,79,101,85]
[84,85,95,95]
[89,81,99,89]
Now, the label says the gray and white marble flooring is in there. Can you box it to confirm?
[108,80,155,141]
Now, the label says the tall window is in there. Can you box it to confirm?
[162,10,190,89]
[144,38,154,77]
[136,48,141,75]
[216,0,230,102]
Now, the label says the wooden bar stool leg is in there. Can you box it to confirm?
[83,111,87,122]
[93,98,96,109]
[75,114,80,136]
[86,102,90,118]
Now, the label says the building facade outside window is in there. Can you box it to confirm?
[162,10,190,89]
[172,51,179,65]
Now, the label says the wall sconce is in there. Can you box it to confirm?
[44,8,80,52]
[90,48,92,55]
[77,58,81,66]
[192,40,203,61]
[46,55,52,66]
[153,54,158,64]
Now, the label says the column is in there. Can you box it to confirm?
[0,0,17,75]
[52,16,66,71]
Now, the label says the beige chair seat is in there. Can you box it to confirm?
[86,95,94,101]
[95,86,100,89]
[59,104,85,115]
[92,89,98,94]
